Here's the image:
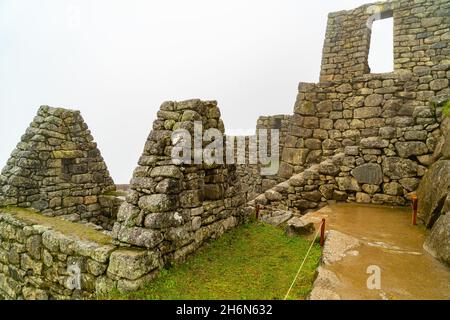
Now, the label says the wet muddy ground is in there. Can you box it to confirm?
[315,203,450,300]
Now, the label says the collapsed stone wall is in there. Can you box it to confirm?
[0,106,117,229]
[112,99,255,268]
[320,0,450,82]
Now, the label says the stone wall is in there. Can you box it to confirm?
[320,0,450,82]
[0,207,159,299]
[112,99,255,268]
[0,106,117,228]
[417,95,450,266]
[279,72,447,204]
[278,0,449,205]
[257,115,292,190]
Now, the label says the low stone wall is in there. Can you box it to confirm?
[0,207,161,300]
[250,150,417,216]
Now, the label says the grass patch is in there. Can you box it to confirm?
[442,100,450,117]
[102,190,128,197]
[0,206,113,245]
[105,221,321,300]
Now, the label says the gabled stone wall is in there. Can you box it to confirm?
[112,100,255,268]
[0,106,117,228]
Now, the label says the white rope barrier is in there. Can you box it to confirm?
[283,221,324,300]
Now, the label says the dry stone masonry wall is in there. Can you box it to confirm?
[112,99,255,268]
[277,0,449,206]
[320,0,450,82]
[0,0,449,300]
[0,106,117,229]
[257,115,292,190]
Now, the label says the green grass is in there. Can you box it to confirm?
[0,206,113,245]
[105,221,321,300]
[442,100,450,117]
[102,190,128,197]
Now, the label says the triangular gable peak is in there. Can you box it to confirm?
[0,106,115,220]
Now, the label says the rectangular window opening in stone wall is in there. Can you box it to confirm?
[61,158,75,181]
[368,10,394,74]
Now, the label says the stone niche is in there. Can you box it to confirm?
[112,99,255,268]
[0,106,117,228]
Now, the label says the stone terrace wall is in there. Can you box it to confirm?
[112,100,254,268]
[320,0,450,82]
[0,106,117,229]
[0,208,160,300]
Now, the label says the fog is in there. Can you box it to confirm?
[0,0,392,183]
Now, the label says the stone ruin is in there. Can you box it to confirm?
[0,0,449,299]
[0,106,119,229]
[111,99,259,266]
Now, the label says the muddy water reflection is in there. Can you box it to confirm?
[320,203,450,300]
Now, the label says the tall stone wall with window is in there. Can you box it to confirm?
[278,0,449,206]
[320,0,450,82]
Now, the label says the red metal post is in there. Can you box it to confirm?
[255,204,260,220]
[411,195,418,226]
[320,218,326,247]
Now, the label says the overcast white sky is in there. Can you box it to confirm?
[0,0,392,183]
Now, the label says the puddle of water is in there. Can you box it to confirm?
[321,203,450,300]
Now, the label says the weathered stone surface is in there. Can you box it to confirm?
[264,189,283,201]
[150,165,182,179]
[138,194,177,213]
[398,178,420,192]
[282,148,309,165]
[424,214,450,266]
[417,160,450,227]
[107,249,160,280]
[354,107,381,119]
[308,267,341,300]
[285,217,315,236]
[351,163,383,185]
[382,157,418,179]
[364,94,383,107]
[260,211,292,226]
[360,137,388,149]
[335,177,360,192]
[144,212,185,229]
[430,79,448,91]
[383,182,403,196]
[356,192,371,203]
[117,226,163,249]
[318,162,340,176]
[322,230,360,265]
[395,142,428,158]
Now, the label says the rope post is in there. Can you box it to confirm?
[411,194,418,226]
[255,204,260,220]
[320,219,326,247]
